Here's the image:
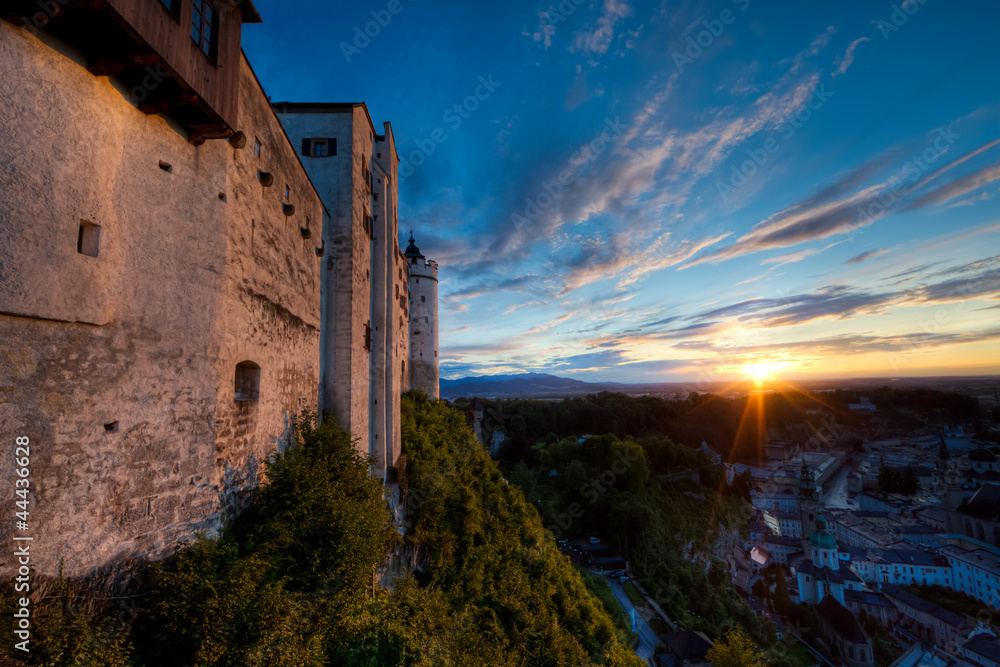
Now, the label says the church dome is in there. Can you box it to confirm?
[810,530,838,550]
[809,512,838,550]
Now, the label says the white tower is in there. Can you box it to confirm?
[405,233,439,399]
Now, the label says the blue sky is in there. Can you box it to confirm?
[244,0,1000,383]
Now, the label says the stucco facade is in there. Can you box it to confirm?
[274,104,412,480]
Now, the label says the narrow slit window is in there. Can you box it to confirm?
[77,220,101,257]
[234,361,261,401]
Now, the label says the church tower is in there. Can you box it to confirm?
[405,233,439,399]
[809,513,840,570]
[797,512,846,605]
[938,436,964,531]
[799,461,820,542]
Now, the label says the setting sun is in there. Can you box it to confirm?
[743,362,782,384]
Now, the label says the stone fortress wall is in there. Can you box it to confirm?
[0,2,438,578]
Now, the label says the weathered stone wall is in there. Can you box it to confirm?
[213,56,325,518]
[0,22,322,577]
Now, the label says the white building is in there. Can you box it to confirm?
[940,545,1000,610]
[404,234,439,398]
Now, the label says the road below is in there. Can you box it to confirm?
[823,464,851,509]
[605,575,660,663]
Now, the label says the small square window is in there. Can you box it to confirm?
[77,220,101,257]
[313,140,328,157]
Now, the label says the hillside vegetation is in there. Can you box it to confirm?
[3,394,640,666]
[473,394,797,663]
[506,432,766,642]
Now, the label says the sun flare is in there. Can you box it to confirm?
[743,362,778,385]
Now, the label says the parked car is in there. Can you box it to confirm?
[588,537,601,544]
[617,575,630,583]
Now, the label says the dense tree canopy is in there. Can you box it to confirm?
[457,387,984,465]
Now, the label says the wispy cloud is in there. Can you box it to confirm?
[572,0,633,56]
[503,300,548,315]
[672,327,1000,357]
[446,275,539,299]
[532,10,556,48]
[903,162,1000,212]
[527,312,574,334]
[683,137,1000,269]
[762,242,839,268]
[834,36,869,75]
[845,248,889,264]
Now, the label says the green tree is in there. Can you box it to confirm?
[878,466,901,494]
[772,573,792,616]
[707,627,768,667]
[901,466,920,495]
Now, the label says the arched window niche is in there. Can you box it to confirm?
[235,361,261,402]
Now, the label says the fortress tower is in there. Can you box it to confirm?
[274,103,409,482]
[405,234,439,399]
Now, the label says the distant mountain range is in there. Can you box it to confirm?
[438,372,1000,400]
[440,373,634,399]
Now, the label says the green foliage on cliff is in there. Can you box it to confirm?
[477,397,788,657]
[394,392,642,666]
[5,396,639,666]
[507,431,759,642]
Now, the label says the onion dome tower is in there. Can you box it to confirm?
[405,233,439,399]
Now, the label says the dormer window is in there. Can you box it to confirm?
[191,0,219,61]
